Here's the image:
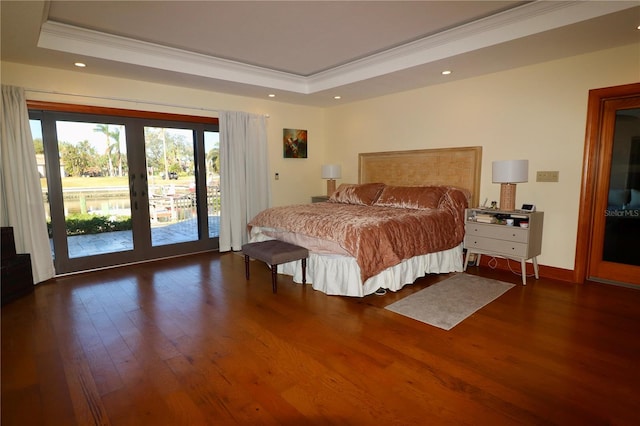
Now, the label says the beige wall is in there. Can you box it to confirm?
[325,44,640,270]
[2,42,639,270]
[0,62,328,206]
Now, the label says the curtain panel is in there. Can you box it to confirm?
[1,85,55,283]
[218,111,270,251]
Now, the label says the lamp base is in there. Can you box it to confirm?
[326,179,336,197]
[499,183,517,211]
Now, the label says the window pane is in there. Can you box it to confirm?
[205,131,220,238]
[603,108,640,266]
[56,121,133,258]
[30,119,54,258]
[145,126,198,246]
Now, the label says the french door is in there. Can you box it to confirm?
[29,103,220,275]
[579,84,640,286]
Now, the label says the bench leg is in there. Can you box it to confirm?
[271,264,278,293]
[302,258,307,284]
[244,255,250,280]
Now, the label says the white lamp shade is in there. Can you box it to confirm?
[321,164,341,179]
[492,160,528,183]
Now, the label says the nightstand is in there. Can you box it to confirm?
[463,208,543,285]
[311,195,329,203]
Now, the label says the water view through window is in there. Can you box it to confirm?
[32,119,134,258]
[145,126,199,247]
[30,110,220,271]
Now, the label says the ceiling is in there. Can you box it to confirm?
[1,1,639,107]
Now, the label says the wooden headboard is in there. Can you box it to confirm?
[358,146,482,208]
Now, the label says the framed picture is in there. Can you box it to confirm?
[283,128,308,158]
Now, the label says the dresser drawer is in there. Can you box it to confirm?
[464,235,529,257]
[465,223,528,243]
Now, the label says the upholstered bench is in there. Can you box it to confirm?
[241,240,309,293]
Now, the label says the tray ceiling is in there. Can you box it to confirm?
[2,1,639,106]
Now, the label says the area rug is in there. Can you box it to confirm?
[385,273,515,330]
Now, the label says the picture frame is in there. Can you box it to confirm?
[283,128,308,158]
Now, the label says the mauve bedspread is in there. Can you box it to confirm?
[247,191,466,282]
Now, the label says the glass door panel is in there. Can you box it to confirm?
[589,96,640,285]
[30,119,53,257]
[204,130,220,238]
[56,120,132,258]
[602,108,640,266]
[144,126,199,246]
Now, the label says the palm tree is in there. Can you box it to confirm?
[109,127,123,176]
[206,148,219,175]
[94,124,114,176]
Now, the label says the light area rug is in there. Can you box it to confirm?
[385,273,515,330]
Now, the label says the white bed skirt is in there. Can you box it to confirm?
[248,233,464,297]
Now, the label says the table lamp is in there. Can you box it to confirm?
[492,159,528,211]
[321,164,341,197]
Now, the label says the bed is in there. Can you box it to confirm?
[247,146,482,296]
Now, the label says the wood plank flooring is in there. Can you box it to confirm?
[2,252,640,425]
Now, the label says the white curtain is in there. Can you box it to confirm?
[1,85,55,283]
[218,111,270,251]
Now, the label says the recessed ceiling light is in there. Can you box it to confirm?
[442,70,452,75]
[268,94,276,98]
[333,95,341,100]
[74,62,86,68]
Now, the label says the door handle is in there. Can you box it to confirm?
[130,174,137,196]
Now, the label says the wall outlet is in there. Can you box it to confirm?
[536,170,559,182]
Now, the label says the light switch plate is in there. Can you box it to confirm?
[536,171,559,182]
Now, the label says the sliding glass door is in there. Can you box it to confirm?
[29,105,219,275]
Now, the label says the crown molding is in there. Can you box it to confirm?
[37,1,637,95]
[307,1,638,91]
[37,20,308,93]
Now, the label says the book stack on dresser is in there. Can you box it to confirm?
[474,213,495,223]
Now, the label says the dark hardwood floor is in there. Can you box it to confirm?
[2,252,639,425]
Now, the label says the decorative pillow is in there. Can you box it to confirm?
[373,185,447,210]
[608,189,630,207]
[328,183,385,206]
[629,189,640,208]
